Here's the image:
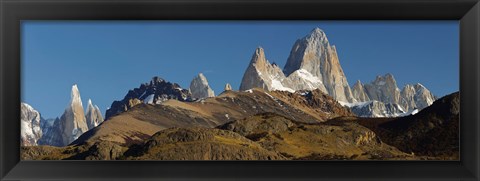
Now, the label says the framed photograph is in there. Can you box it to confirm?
[1,0,479,180]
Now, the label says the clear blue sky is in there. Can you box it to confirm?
[21,21,459,119]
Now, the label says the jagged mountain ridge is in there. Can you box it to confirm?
[239,28,354,103]
[239,28,435,116]
[349,74,436,117]
[105,76,193,120]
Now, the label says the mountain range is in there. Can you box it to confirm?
[239,28,436,117]
[19,27,457,160]
[21,88,458,160]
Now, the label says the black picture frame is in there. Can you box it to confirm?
[1,0,479,180]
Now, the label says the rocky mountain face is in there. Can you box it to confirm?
[239,47,293,92]
[105,76,192,120]
[350,74,436,117]
[362,74,402,105]
[20,103,43,146]
[190,73,215,99]
[239,29,355,103]
[86,99,104,130]
[283,28,355,103]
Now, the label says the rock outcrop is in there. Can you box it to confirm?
[190,73,215,99]
[105,76,192,119]
[20,103,43,146]
[224,83,232,91]
[85,99,104,130]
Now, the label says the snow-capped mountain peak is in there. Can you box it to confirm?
[20,103,43,146]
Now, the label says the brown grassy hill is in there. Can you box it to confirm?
[124,127,286,160]
[379,92,459,158]
[330,92,460,159]
[21,140,127,160]
[219,112,413,160]
[22,112,411,160]
[72,89,353,147]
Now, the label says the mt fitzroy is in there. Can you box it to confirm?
[240,28,436,117]
[240,28,355,103]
